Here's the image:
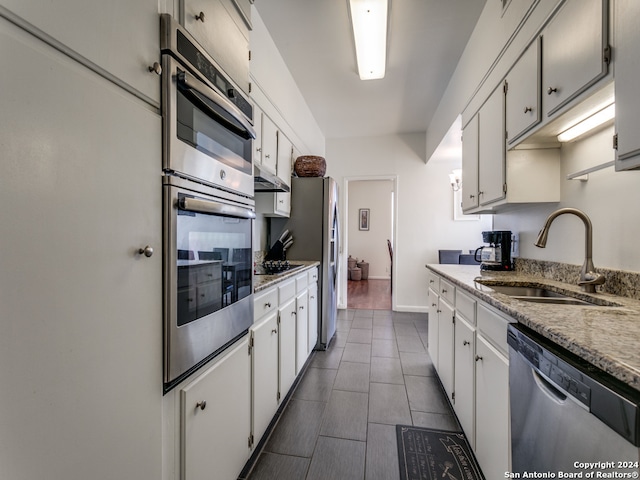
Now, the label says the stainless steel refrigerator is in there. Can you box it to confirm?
[271,177,339,349]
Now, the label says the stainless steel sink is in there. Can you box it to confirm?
[476,282,617,306]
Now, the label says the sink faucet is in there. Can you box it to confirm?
[534,208,605,293]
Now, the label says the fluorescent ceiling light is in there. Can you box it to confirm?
[557,103,615,142]
[349,0,388,80]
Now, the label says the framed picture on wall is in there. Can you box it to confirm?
[359,208,370,231]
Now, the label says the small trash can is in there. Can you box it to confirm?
[356,260,369,280]
[348,255,357,270]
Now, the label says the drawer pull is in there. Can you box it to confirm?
[523,106,532,113]
[196,401,207,410]
[463,340,470,346]
[271,329,277,334]
[547,86,558,95]
[441,288,447,293]
[195,11,205,22]
[475,355,483,362]
[265,302,271,308]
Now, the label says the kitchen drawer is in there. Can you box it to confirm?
[278,278,296,303]
[477,302,512,355]
[254,287,278,320]
[296,272,308,293]
[456,290,477,325]
[307,267,318,284]
[439,279,455,305]
[427,270,440,292]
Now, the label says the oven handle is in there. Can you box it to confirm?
[178,197,256,219]
[177,70,256,140]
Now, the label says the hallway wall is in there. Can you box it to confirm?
[348,180,393,279]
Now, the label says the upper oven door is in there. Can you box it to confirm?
[162,54,255,196]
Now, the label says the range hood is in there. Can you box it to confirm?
[254,164,290,192]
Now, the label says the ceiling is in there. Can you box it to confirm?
[254,0,487,140]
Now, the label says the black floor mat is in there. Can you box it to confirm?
[396,425,485,480]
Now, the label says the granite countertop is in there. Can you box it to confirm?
[253,261,320,293]
[426,264,640,392]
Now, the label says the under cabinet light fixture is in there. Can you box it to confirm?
[349,0,388,80]
[557,103,615,143]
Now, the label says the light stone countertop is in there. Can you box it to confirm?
[427,264,640,392]
[253,261,320,293]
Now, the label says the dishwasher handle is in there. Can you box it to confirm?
[532,368,568,404]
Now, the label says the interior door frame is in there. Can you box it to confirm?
[340,175,398,311]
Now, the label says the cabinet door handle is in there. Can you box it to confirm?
[547,87,557,95]
[138,245,154,257]
[291,311,296,316]
[148,62,162,75]
[436,309,442,314]
[271,329,277,334]
[431,303,437,307]
[299,306,304,310]
[256,147,262,152]
[264,302,271,308]
[470,194,475,199]
[441,288,447,293]
[195,11,205,22]
[523,106,532,113]
[310,296,315,299]
[429,279,435,284]
[475,355,483,362]
[196,401,207,410]
[463,340,470,346]
[265,154,270,159]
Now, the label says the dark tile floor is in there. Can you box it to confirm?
[244,309,459,480]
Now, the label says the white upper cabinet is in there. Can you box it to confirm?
[277,131,293,188]
[541,0,609,118]
[1,0,161,103]
[506,38,541,144]
[461,115,480,212]
[181,0,250,94]
[478,84,506,207]
[614,0,640,171]
[253,105,264,167]
[260,114,278,175]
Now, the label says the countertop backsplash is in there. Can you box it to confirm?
[515,258,640,301]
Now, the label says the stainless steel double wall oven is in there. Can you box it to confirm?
[161,14,255,391]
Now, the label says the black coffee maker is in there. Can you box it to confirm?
[474,231,513,271]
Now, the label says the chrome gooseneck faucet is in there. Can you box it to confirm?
[534,208,605,293]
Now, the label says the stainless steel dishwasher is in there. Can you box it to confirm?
[508,324,640,474]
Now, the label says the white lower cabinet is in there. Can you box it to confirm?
[437,298,455,401]
[295,291,309,374]
[180,338,251,480]
[250,311,279,449]
[475,335,510,480]
[278,297,297,400]
[308,281,319,354]
[248,268,317,451]
[427,270,511,479]
[453,315,476,448]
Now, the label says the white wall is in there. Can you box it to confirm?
[494,126,640,273]
[328,132,491,312]
[250,8,327,257]
[347,180,393,279]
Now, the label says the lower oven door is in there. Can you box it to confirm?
[164,182,255,390]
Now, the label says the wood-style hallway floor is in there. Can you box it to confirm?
[347,279,391,310]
